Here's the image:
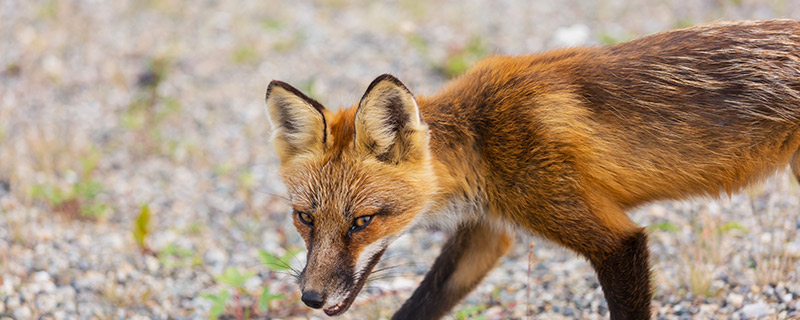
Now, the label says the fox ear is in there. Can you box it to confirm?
[265,80,327,163]
[355,74,427,163]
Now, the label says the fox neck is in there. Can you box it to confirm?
[415,89,491,229]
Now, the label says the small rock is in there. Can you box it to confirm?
[553,24,590,47]
[391,277,416,290]
[741,302,768,319]
[785,240,800,257]
[13,306,31,319]
[728,293,744,308]
[33,271,50,282]
[36,294,57,312]
[145,255,160,273]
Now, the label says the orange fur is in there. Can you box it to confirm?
[266,19,800,319]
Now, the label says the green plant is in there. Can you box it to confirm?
[261,17,283,31]
[299,77,320,101]
[201,290,230,320]
[159,243,202,268]
[259,286,284,312]
[237,170,257,214]
[233,45,258,64]
[454,305,487,320]
[202,249,302,319]
[216,267,256,288]
[438,36,489,78]
[598,31,635,46]
[203,267,256,320]
[679,210,750,298]
[122,56,183,156]
[30,150,110,219]
[648,221,679,233]
[133,204,151,252]
[258,248,301,272]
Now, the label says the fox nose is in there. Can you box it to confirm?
[301,290,326,309]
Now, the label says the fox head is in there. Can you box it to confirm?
[265,74,437,316]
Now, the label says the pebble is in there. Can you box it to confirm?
[12,306,32,319]
[553,24,591,47]
[741,302,769,319]
[728,293,745,307]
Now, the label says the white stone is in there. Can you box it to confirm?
[553,24,590,47]
[741,302,769,319]
[728,293,744,307]
[33,271,50,282]
[145,255,160,273]
[12,306,31,319]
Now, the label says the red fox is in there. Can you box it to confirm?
[264,19,800,319]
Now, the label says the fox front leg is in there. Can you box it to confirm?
[392,222,513,320]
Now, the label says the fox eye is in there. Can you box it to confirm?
[296,211,313,226]
[351,215,373,231]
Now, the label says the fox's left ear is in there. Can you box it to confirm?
[355,74,428,164]
[265,80,328,163]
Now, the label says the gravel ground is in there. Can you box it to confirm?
[1,0,800,319]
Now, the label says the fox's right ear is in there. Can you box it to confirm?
[265,80,327,163]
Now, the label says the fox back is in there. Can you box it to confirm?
[265,19,800,319]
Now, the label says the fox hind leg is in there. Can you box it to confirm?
[511,193,653,320]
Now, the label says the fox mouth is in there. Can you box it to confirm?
[322,247,387,316]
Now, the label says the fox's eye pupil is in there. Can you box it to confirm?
[352,215,373,230]
[297,212,313,225]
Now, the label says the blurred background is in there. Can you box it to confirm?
[1,0,799,319]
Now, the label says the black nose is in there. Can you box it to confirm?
[301,290,325,309]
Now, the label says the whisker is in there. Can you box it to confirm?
[254,189,290,202]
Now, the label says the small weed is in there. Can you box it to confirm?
[437,36,489,78]
[407,32,428,53]
[133,205,151,253]
[258,248,301,272]
[37,0,58,20]
[399,0,428,19]
[258,286,284,312]
[233,45,259,64]
[201,290,230,320]
[648,221,679,233]
[718,221,747,234]
[206,267,257,320]
[673,18,696,29]
[158,243,201,268]
[124,56,182,155]
[30,150,111,220]
[598,31,635,46]
[202,248,301,319]
[454,304,487,320]
[213,162,234,176]
[749,191,800,287]
[216,267,256,288]
[299,77,320,101]
[185,221,204,235]
[680,209,749,298]
[272,31,307,52]
[237,170,257,214]
[261,18,283,31]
